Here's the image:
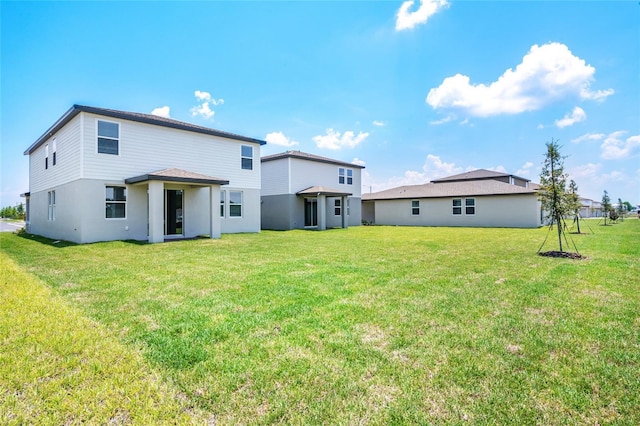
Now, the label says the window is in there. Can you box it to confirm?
[334,199,342,216]
[52,138,57,166]
[465,198,476,215]
[229,191,242,217]
[338,168,345,184]
[453,198,475,215]
[412,200,420,216]
[98,120,119,155]
[241,145,253,170]
[452,198,462,215]
[220,190,226,217]
[45,144,49,169]
[105,186,126,218]
[47,190,55,220]
[347,169,353,185]
[347,198,350,216]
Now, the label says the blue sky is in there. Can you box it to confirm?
[2,1,639,207]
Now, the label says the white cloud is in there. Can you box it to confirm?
[430,115,454,125]
[151,106,171,118]
[396,0,448,31]
[516,161,534,177]
[487,165,507,173]
[600,131,640,160]
[313,128,369,150]
[568,163,602,180]
[571,132,605,144]
[372,120,385,127]
[352,158,366,167]
[265,131,299,147]
[367,154,463,191]
[191,90,224,120]
[555,106,586,128]
[426,42,614,117]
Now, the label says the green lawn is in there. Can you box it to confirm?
[1,221,639,424]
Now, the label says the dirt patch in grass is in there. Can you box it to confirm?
[538,250,585,259]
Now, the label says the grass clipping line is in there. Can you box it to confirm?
[0,255,204,425]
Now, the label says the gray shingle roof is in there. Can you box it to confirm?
[431,168,529,183]
[362,179,538,201]
[296,186,353,196]
[261,150,365,169]
[125,168,229,186]
[24,104,266,155]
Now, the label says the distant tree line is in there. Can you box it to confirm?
[0,203,25,220]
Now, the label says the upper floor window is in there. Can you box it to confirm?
[105,186,126,218]
[45,144,49,169]
[241,145,253,170]
[338,168,345,184]
[347,169,353,185]
[52,138,57,166]
[98,120,119,155]
[412,200,420,216]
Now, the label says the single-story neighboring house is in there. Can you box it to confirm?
[23,104,265,243]
[362,169,542,228]
[261,150,364,230]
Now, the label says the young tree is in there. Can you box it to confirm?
[601,190,611,225]
[567,180,582,233]
[617,198,625,221]
[539,139,569,251]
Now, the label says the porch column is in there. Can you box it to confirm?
[318,194,326,231]
[341,196,348,229]
[209,185,221,239]
[148,180,164,243]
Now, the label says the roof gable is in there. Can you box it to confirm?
[432,168,529,183]
[24,104,266,155]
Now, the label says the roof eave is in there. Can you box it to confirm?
[125,174,230,186]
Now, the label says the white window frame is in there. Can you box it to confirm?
[452,198,462,215]
[47,190,55,221]
[220,190,226,217]
[412,200,420,216]
[347,198,350,216]
[229,191,243,218]
[105,185,127,219]
[97,119,120,155]
[465,198,476,215]
[453,198,475,216]
[338,168,345,184]
[347,169,353,185]
[334,198,341,216]
[52,138,57,166]
[241,145,253,170]
[45,144,49,170]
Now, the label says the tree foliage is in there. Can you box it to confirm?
[601,190,611,225]
[567,180,582,233]
[539,139,569,251]
[1,204,25,220]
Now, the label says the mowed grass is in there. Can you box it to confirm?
[1,220,639,424]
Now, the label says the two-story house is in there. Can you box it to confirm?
[23,105,265,243]
[260,151,365,230]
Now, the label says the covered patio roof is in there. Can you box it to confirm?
[296,186,353,197]
[125,168,229,186]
